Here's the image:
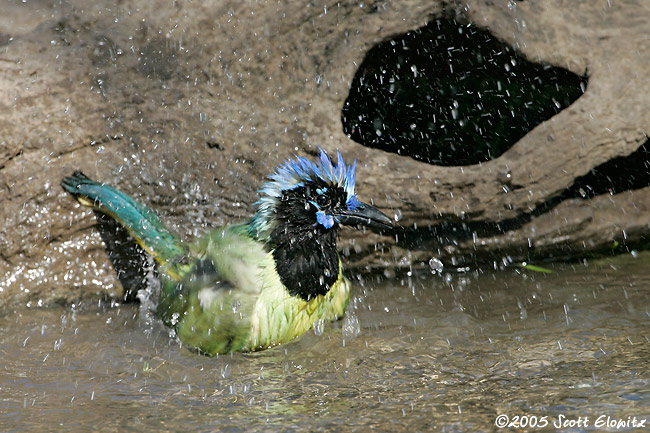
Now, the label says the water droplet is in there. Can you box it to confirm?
[221,363,231,379]
[518,300,528,320]
[429,257,444,273]
[342,313,360,340]
[497,170,512,184]
[313,319,325,336]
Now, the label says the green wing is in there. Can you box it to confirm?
[158,224,352,355]
[157,224,270,354]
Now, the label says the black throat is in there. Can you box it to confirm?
[269,221,340,302]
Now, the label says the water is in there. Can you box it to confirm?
[1,254,649,432]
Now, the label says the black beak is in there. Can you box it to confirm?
[334,202,394,230]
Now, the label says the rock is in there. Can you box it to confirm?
[0,0,648,309]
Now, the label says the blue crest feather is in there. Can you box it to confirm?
[247,148,357,239]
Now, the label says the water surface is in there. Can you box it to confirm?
[1,254,649,432]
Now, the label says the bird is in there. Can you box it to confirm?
[61,149,393,355]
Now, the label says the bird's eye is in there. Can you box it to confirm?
[316,194,330,207]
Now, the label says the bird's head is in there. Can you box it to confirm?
[249,148,393,242]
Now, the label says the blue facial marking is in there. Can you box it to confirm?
[316,211,335,229]
[347,194,362,211]
[316,187,328,195]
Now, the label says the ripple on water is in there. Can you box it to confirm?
[1,253,649,432]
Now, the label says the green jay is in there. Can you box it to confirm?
[61,149,393,355]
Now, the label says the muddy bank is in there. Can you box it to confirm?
[0,0,648,307]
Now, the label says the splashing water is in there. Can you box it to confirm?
[429,257,444,274]
[342,311,361,340]
[312,319,325,336]
[1,253,649,431]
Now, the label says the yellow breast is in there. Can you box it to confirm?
[247,260,351,351]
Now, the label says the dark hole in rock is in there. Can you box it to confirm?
[396,140,650,259]
[342,18,588,166]
[564,140,650,199]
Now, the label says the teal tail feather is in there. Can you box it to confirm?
[61,171,188,280]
